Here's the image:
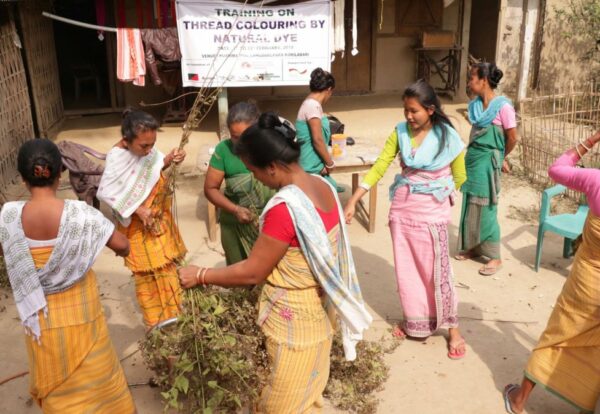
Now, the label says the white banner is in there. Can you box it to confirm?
[176,1,332,87]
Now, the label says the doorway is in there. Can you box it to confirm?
[330,0,373,93]
[52,0,115,113]
[468,0,500,63]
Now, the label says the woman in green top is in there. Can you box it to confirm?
[204,101,275,264]
[455,63,519,276]
[295,68,340,190]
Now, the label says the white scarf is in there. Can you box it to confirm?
[97,147,164,226]
[0,200,114,341]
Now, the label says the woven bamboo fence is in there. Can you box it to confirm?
[0,8,35,202]
[18,0,63,138]
[519,83,600,195]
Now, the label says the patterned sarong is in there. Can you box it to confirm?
[525,213,600,413]
[26,247,135,413]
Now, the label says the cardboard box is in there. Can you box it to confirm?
[420,30,455,48]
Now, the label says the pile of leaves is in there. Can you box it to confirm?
[0,255,8,289]
[325,334,400,414]
[140,287,399,413]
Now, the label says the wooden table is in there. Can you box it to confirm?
[206,147,379,242]
[331,152,377,233]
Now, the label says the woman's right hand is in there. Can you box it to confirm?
[344,201,356,224]
[234,206,254,224]
[135,206,154,228]
[178,265,201,289]
[589,130,600,145]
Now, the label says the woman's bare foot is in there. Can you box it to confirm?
[454,249,478,261]
[479,259,502,276]
[447,328,466,359]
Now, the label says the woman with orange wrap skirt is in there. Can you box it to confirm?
[0,139,135,413]
[98,109,187,329]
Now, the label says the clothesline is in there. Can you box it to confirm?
[42,11,117,33]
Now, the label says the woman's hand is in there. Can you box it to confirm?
[165,148,186,167]
[501,159,511,173]
[135,206,155,228]
[178,265,201,289]
[234,206,254,224]
[588,130,600,146]
[344,201,356,224]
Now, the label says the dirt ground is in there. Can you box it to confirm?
[0,94,580,413]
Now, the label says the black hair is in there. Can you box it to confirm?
[227,100,260,127]
[309,67,335,92]
[471,62,504,89]
[235,112,300,168]
[121,108,159,142]
[402,79,455,158]
[17,139,63,187]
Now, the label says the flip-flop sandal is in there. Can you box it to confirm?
[503,384,520,414]
[447,340,466,360]
[479,264,502,276]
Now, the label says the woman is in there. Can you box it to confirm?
[503,130,600,414]
[204,101,275,265]
[0,139,135,413]
[344,80,467,358]
[97,109,187,329]
[456,62,519,276]
[296,67,341,190]
[179,113,372,413]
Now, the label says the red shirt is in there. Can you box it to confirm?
[262,203,340,247]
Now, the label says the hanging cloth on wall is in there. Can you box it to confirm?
[117,28,146,86]
[117,0,126,28]
[141,27,181,91]
[146,0,155,29]
[351,0,358,56]
[135,0,144,28]
[95,0,106,41]
[331,0,345,58]
[160,0,170,28]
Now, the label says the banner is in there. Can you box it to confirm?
[176,1,332,87]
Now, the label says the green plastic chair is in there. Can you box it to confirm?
[535,184,589,272]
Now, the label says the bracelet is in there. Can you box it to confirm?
[200,267,209,286]
[325,161,335,169]
[575,144,584,159]
[195,267,204,286]
[580,138,592,151]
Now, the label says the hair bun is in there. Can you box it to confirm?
[122,107,136,119]
[489,66,503,86]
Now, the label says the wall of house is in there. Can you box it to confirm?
[494,0,524,97]
[535,0,599,92]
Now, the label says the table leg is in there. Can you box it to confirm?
[207,201,217,242]
[352,173,359,194]
[368,182,377,233]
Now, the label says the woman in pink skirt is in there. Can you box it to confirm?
[344,80,467,359]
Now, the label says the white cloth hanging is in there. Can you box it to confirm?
[331,0,345,61]
[351,0,358,56]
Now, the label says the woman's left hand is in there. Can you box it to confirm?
[502,159,511,173]
[178,265,202,289]
[166,148,186,166]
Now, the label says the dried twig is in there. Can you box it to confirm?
[0,370,28,386]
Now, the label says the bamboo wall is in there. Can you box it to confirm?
[0,7,35,201]
[519,83,600,192]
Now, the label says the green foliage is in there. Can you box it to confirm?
[140,287,269,413]
[554,0,600,62]
[140,287,399,413]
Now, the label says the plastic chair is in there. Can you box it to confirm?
[534,184,589,271]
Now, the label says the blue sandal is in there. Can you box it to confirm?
[503,384,520,414]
